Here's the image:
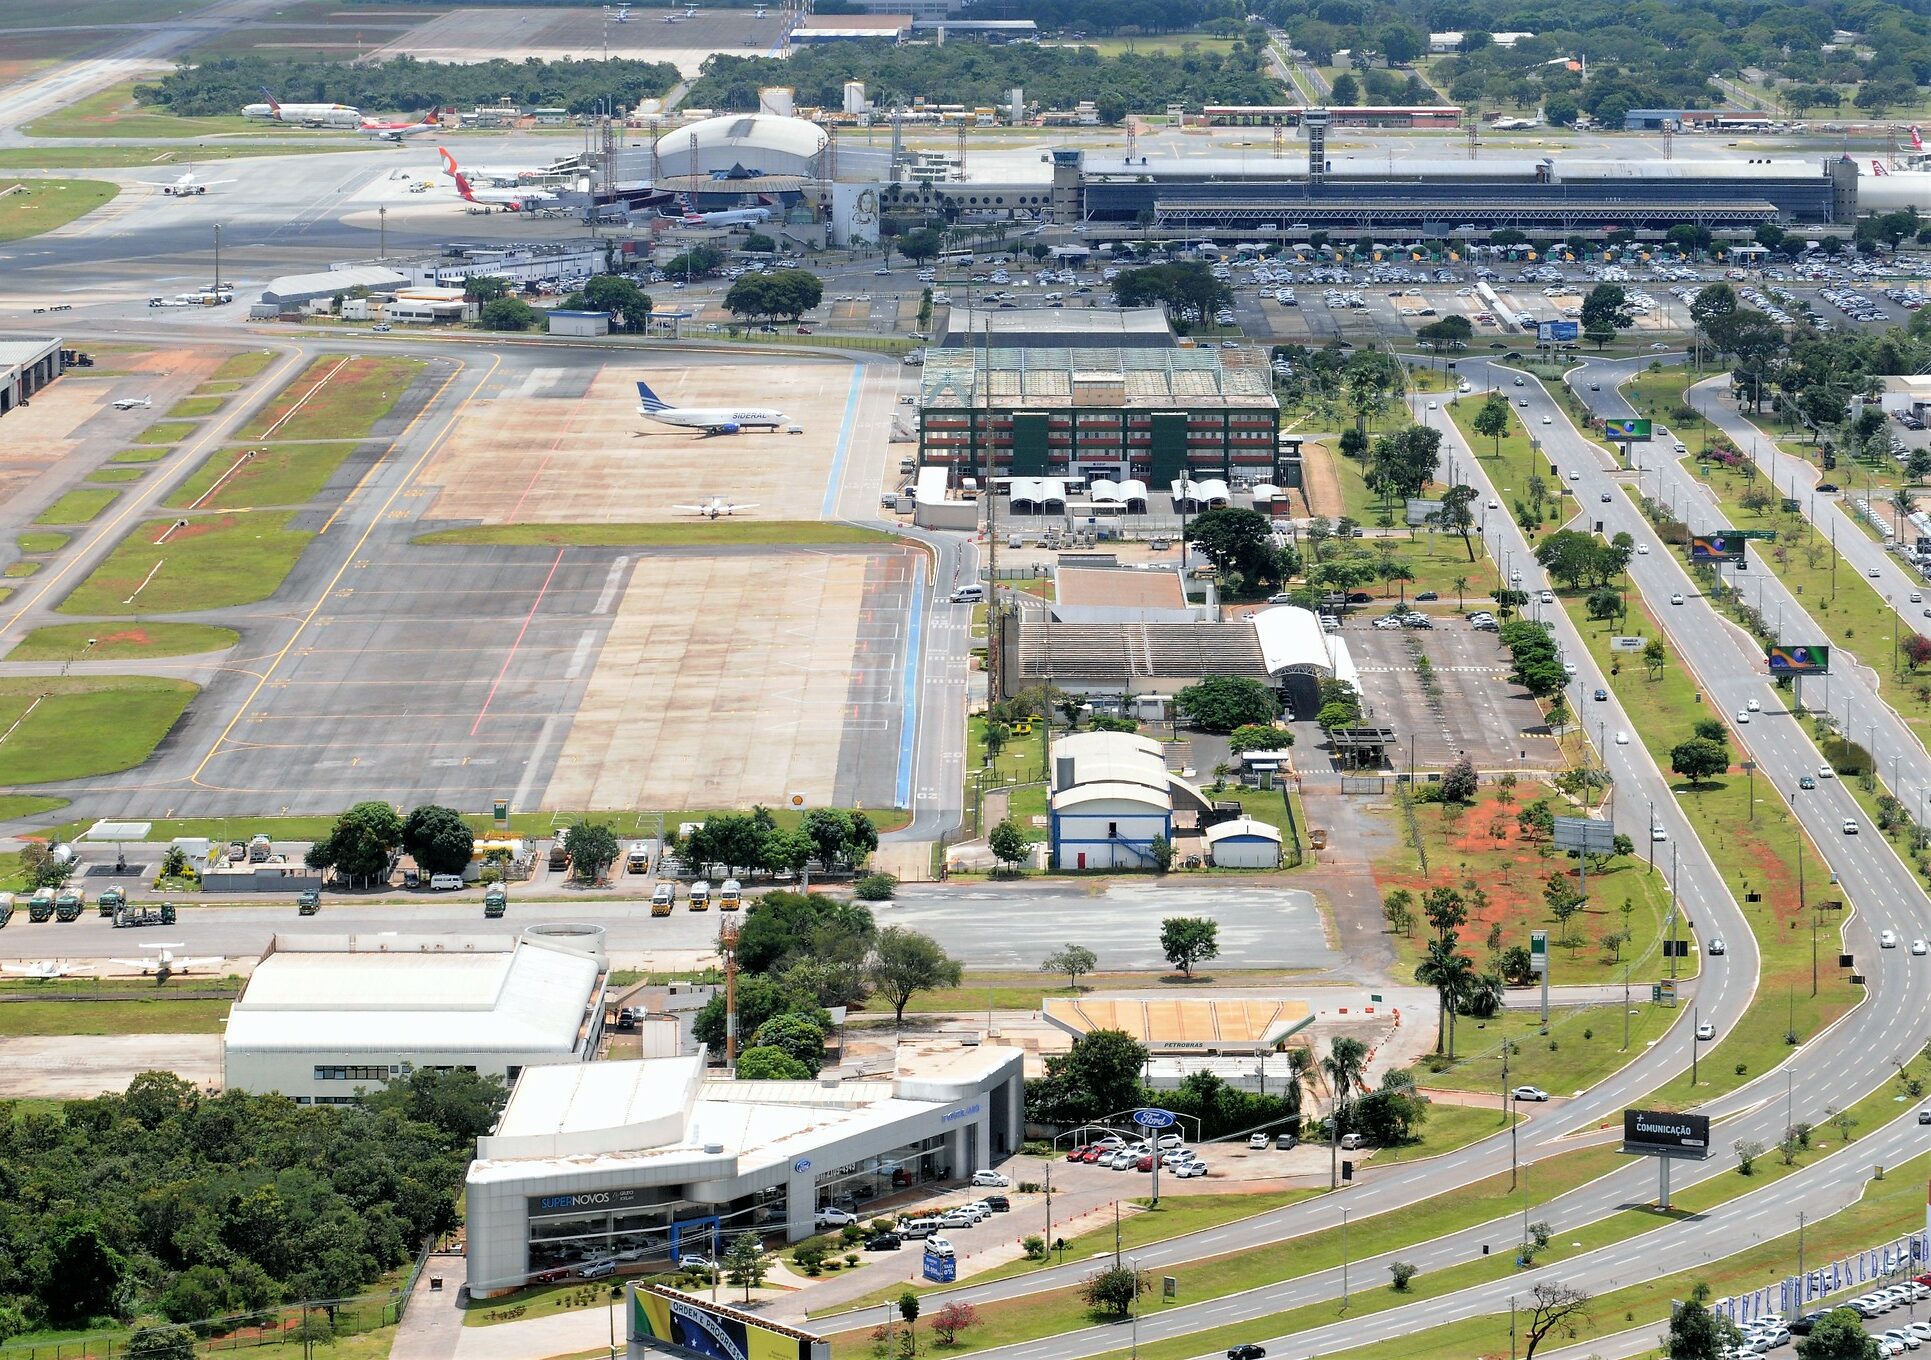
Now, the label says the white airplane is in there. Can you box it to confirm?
[138,167,236,197]
[673,496,760,518]
[113,395,152,410]
[636,380,785,436]
[666,193,772,227]
[2,960,79,980]
[440,149,559,210]
[662,11,686,21]
[108,945,225,980]
[361,107,443,142]
[245,87,361,128]
[608,4,633,19]
[1490,116,1541,131]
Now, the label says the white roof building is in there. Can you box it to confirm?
[653,113,828,179]
[222,931,606,1103]
[465,1043,1025,1294]
[1203,816,1284,868]
[1048,732,1209,870]
[1252,604,1357,687]
[259,266,410,307]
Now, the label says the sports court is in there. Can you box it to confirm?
[375,7,790,76]
[544,546,916,810]
[417,360,857,524]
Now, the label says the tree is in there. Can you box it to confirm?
[1025,1028,1148,1125]
[988,818,1031,875]
[401,804,475,877]
[1175,675,1278,732]
[722,1232,768,1301]
[1422,886,1467,941]
[1415,937,1475,1054]
[479,297,538,330]
[1382,888,1416,937]
[1159,916,1220,977]
[1644,636,1667,680]
[1521,1280,1592,1358]
[1733,1138,1763,1175]
[34,1215,127,1325]
[1437,484,1479,561]
[1323,1036,1368,1179]
[462,275,510,303]
[898,1292,921,1327]
[574,274,653,332]
[1329,72,1360,104]
[1228,723,1289,755]
[1544,871,1585,942]
[868,927,963,1022]
[1798,1309,1880,1359]
[1186,507,1290,590]
[563,819,620,882]
[734,890,875,976]
[1080,1266,1148,1318]
[306,800,404,884]
[750,1013,827,1073]
[929,1302,980,1346]
[1904,634,1931,671]
[735,1046,812,1079]
[899,227,944,266]
[1440,756,1478,803]
[1670,737,1730,786]
[1041,943,1098,992]
[125,1326,196,1360]
[1580,283,1634,336]
[363,1066,508,1141]
[1388,1261,1419,1291]
[1473,392,1512,455]
[1669,1283,1742,1360]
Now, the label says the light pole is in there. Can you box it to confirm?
[1129,1255,1141,1360]
[1340,1208,1350,1309]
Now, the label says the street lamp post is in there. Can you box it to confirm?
[1340,1209,1350,1309]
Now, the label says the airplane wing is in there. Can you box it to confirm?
[671,504,710,514]
[169,956,225,973]
[724,503,758,513]
[202,178,237,187]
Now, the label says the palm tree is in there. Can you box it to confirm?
[1416,938,1476,1056]
[1280,1044,1316,1123]
[1323,1036,1369,1188]
[1453,575,1470,611]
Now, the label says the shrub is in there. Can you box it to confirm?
[856,873,899,901]
[1389,1261,1419,1291]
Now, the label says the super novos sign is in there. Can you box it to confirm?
[1622,1109,1710,1159]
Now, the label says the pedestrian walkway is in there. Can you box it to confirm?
[389,1254,468,1360]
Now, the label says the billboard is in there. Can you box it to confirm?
[631,1286,828,1360]
[1609,635,1647,653]
[1538,320,1580,343]
[1623,1109,1711,1159]
[1603,418,1653,440]
[1767,644,1831,676]
[1689,532,1747,563]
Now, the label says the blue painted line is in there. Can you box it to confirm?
[821,365,863,519]
[894,556,926,810]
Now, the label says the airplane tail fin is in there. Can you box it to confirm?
[635,380,668,411]
[1874,160,1887,176]
[259,86,281,115]
[439,146,459,177]
[1916,124,1925,152]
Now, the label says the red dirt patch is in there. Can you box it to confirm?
[94,628,152,648]
[152,515,231,544]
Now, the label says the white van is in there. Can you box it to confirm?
[950,585,985,604]
[428,873,464,891]
[688,880,711,909]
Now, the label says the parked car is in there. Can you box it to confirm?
[924,1236,957,1259]
[577,1259,617,1279]
[970,1169,1011,1187]
[866,1233,903,1251]
[982,1195,1011,1212]
[815,1207,859,1228]
[1511,1086,1550,1102]
[1248,1132,1270,1149]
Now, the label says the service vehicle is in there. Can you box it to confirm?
[97,886,126,917]
[298,890,321,915]
[688,880,711,910]
[484,886,508,918]
[114,903,177,928]
[650,884,675,916]
[719,878,742,909]
[30,887,61,920]
[53,889,84,922]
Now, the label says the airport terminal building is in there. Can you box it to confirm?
[465,1043,1025,1295]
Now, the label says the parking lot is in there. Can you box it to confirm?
[1342,614,1560,771]
[1729,1278,1931,1357]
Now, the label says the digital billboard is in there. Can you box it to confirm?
[1538,320,1580,343]
[1622,1109,1711,1159]
[1688,533,1747,563]
[1767,644,1831,675]
[631,1286,828,1360]
[1602,418,1653,440]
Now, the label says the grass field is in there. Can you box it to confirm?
[56,512,312,616]
[7,622,238,662]
[0,0,223,26]
[1562,592,1860,1103]
[1448,393,1573,533]
[88,467,147,484]
[34,488,117,526]
[165,396,224,419]
[0,145,366,171]
[0,795,67,822]
[239,354,425,442]
[1060,32,1240,56]
[131,421,199,445]
[207,350,276,383]
[414,523,903,548]
[0,179,117,242]
[17,531,68,555]
[168,441,358,510]
[111,446,173,464]
[0,676,197,784]
[4,563,41,579]
[23,78,330,140]
[0,998,232,1036]
[1420,1000,1680,1096]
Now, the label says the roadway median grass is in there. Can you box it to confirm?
[88,468,146,484]
[167,442,362,511]
[413,523,902,548]
[111,447,172,464]
[0,178,117,241]
[238,355,426,443]
[0,998,234,1037]
[1562,590,1860,1106]
[0,676,197,783]
[34,488,117,525]
[17,531,68,555]
[1449,392,1574,535]
[6,622,238,662]
[56,513,312,616]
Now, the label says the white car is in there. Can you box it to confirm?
[970,1169,1011,1187]
[1670,593,1685,605]
[1486,498,1499,510]
[1511,1085,1550,1102]
[1615,730,1629,745]
[1746,698,1760,712]
[814,1206,858,1228]
[1636,544,1649,554]
[1696,1022,1716,1040]
[1171,1159,1208,1177]
[1881,930,1899,948]
[1651,825,1668,842]
[924,1236,957,1258]
[1914,940,1927,956]
[938,1208,981,1228]
[1736,709,1750,724]
[1248,1132,1270,1149]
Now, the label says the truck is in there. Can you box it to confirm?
[27,888,55,922]
[650,883,674,916]
[248,834,273,863]
[115,903,177,928]
[297,890,321,915]
[547,839,571,871]
[54,889,84,922]
[483,886,507,918]
[98,886,126,917]
[0,893,13,929]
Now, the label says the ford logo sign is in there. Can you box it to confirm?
[794,1158,812,1174]
[1133,1108,1178,1129]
